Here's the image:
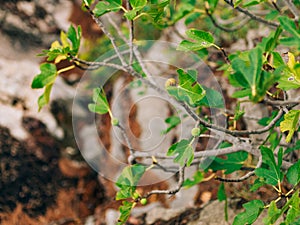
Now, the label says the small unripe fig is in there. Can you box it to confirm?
[165,78,177,88]
[132,192,139,200]
[140,198,147,205]
[191,127,201,137]
[111,117,119,126]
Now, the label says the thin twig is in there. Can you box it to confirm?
[143,165,185,198]
[70,55,126,71]
[133,144,249,160]
[106,14,157,85]
[84,5,128,66]
[223,0,279,28]
[126,0,134,65]
[264,98,300,106]
[215,155,262,182]
[116,124,135,156]
[205,5,250,33]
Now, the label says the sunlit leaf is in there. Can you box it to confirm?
[116,164,146,199]
[117,201,136,225]
[183,171,204,188]
[280,110,300,143]
[177,29,215,51]
[166,69,206,107]
[31,63,57,89]
[263,201,282,224]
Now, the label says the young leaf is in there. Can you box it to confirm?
[167,139,194,166]
[263,201,282,225]
[37,84,53,111]
[285,190,300,224]
[117,201,136,225]
[177,29,215,51]
[166,69,206,107]
[255,146,283,186]
[183,170,204,188]
[278,16,300,40]
[232,200,264,225]
[94,0,123,17]
[116,164,146,200]
[31,63,57,89]
[88,88,110,115]
[161,116,181,134]
[280,110,300,143]
[130,0,147,9]
[286,160,300,186]
[67,25,81,54]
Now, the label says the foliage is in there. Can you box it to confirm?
[32,0,300,224]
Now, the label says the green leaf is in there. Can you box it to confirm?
[166,69,206,107]
[94,0,123,17]
[262,27,283,53]
[278,16,300,40]
[31,63,57,89]
[183,170,204,188]
[277,67,300,90]
[177,29,215,51]
[230,46,278,102]
[89,88,110,115]
[231,89,252,98]
[37,84,53,111]
[263,201,282,225]
[280,110,300,143]
[255,146,283,186]
[204,151,248,174]
[60,31,70,48]
[286,160,300,186]
[243,0,263,7]
[233,200,264,225]
[285,190,300,223]
[167,139,194,166]
[140,0,169,26]
[198,86,224,108]
[217,183,227,201]
[116,164,145,200]
[67,25,81,54]
[130,0,147,8]
[250,178,266,192]
[117,201,136,225]
[161,116,181,134]
[124,9,138,20]
[285,140,300,154]
[234,0,243,7]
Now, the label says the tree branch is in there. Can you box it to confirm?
[84,5,128,66]
[223,0,279,28]
[143,165,185,198]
